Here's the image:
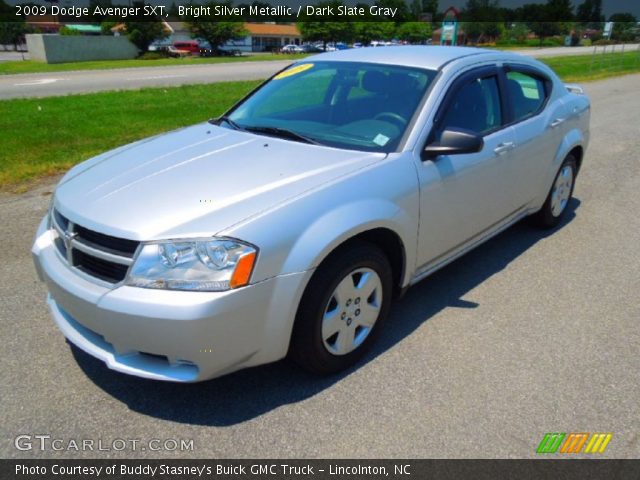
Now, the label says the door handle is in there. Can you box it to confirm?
[494,142,514,155]
[549,118,565,128]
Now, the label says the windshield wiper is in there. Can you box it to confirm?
[244,126,321,145]
[210,115,245,131]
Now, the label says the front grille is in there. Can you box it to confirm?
[72,249,130,283]
[52,209,140,284]
[74,224,138,258]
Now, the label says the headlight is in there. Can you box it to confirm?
[126,238,257,292]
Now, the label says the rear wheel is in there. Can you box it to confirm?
[289,243,392,374]
[532,155,577,229]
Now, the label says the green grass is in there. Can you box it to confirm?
[0,53,309,75]
[0,81,260,189]
[540,51,640,82]
[1,50,639,190]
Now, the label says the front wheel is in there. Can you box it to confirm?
[531,155,577,229]
[289,243,392,374]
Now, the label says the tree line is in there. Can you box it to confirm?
[1,0,638,53]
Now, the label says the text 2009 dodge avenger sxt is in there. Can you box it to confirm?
[32,47,590,382]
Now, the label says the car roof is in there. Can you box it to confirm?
[307,46,527,71]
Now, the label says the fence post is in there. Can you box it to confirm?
[589,45,597,73]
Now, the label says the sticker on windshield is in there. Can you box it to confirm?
[373,134,390,146]
[273,63,314,80]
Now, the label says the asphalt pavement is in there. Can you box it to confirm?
[1,74,639,459]
[1,44,638,100]
[0,59,295,99]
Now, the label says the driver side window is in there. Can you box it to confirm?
[439,76,503,136]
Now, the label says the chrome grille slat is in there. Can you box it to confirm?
[51,209,139,284]
[70,239,133,266]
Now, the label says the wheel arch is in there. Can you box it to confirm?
[568,145,584,174]
[316,227,407,299]
[280,198,415,295]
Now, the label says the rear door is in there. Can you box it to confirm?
[502,65,567,205]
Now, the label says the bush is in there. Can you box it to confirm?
[524,36,564,47]
[593,39,614,46]
[59,26,81,36]
[137,52,168,60]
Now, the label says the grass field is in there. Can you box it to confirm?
[541,51,640,82]
[0,53,309,75]
[0,81,260,190]
[1,51,638,191]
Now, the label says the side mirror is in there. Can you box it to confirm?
[423,128,484,160]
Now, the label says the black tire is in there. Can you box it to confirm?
[289,242,393,374]
[531,155,577,229]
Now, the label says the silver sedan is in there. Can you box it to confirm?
[32,46,590,381]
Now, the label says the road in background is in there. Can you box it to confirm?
[512,43,639,58]
[0,59,294,99]
[1,45,638,99]
[1,74,639,458]
[0,50,29,62]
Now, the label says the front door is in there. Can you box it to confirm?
[414,68,519,272]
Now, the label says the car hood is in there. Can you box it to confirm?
[54,123,384,240]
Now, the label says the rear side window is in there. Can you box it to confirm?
[506,71,547,121]
[439,76,502,135]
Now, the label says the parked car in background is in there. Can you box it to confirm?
[172,41,200,55]
[148,40,171,52]
[166,45,190,58]
[282,44,304,53]
[200,47,242,57]
[33,47,590,382]
[301,44,324,53]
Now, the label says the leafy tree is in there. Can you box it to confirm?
[529,21,560,44]
[506,22,530,43]
[168,2,179,18]
[186,20,248,52]
[59,26,82,36]
[483,21,503,39]
[297,1,354,46]
[463,0,501,22]
[100,21,118,36]
[576,0,603,26]
[396,21,432,43]
[422,0,438,17]
[125,21,169,52]
[0,0,11,14]
[375,0,411,22]
[463,22,483,43]
[184,1,247,52]
[124,3,169,53]
[0,21,29,50]
[545,0,573,22]
[89,0,113,22]
[410,0,422,20]
[609,12,637,23]
[298,22,353,46]
[353,21,396,44]
[609,12,638,41]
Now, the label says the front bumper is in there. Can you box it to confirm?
[32,217,311,382]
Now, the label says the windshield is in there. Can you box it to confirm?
[224,61,437,152]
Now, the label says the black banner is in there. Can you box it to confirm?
[3,459,640,480]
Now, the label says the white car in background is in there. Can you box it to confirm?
[281,44,304,53]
